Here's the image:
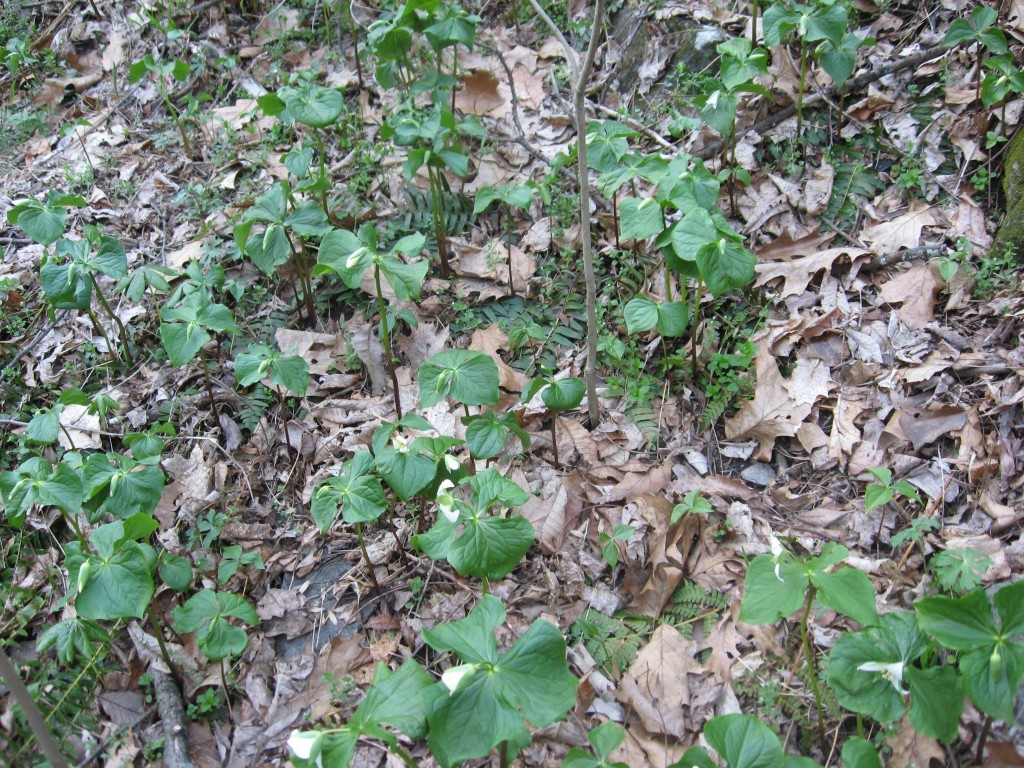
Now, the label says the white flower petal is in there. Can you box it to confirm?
[444,454,461,472]
[857,660,906,693]
[391,434,410,454]
[287,730,322,760]
[441,663,478,694]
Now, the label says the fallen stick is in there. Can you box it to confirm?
[150,669,196,768]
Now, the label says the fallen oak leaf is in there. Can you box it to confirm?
[725,341,833,460]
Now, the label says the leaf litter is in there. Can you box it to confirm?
[1,0,1023,765]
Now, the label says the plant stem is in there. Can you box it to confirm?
[314,128,330,214]
[346,0,365,90]
[690,278,705,374]
[504,207,515,297]
[797,38,806,142]
[86,308,117,364]
[751,0,758,46]
[89,275,133,365]
[290,238,317,328]
[799,586,827,757]
[198,347,221,429]
[389,742,418,768]
[613,194,620,249]
[356,522,381,595]
[665,262,673,301]
[481,577,489,596]
[975,715,992,764]
[277,388,294,453]
[148,608,177,681]
[550,416,560,467]
[499,741,508,768]
[428,166,451,279]
[375,264,403,418]
[220,659,235,722]
[160,83,194,160]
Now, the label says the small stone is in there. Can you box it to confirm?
[740,462,777,487]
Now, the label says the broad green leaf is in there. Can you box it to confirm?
[959,644,1021,721]
[739,553,808,624]
[160,321,210,367]
[915,588,999,650]
[541,378,586,413]
[695,238,756,297]
[464,468,531,509]
[419,350,500,408]
[841,738,883,768]
[159,552,193,591]
[906,664,962,742]
[375,445,436,501]
[762,3,801,46]
[804,4,848,45]
[25,407,60,443]
[285,200,332,237]
[447,514,534,580]
[351,659,434,739]
[671,747,717,768]
[864,483,893,513]
[995,579,1024,638]
[670,207,717,264]
[463,412,529,459]
[68,534,155,621]
[171,589,258,661]
[812,566,878,626]
[699,89,738,136]
[586,120,634,173]
[8,195,80,245]
[380,255,429,301]
[0,458,82,528]
[315,228,373,286]
[656,301,689,337]
[623,297,659,334]
[826,611,928,724]
[280,84,344,128]
[37,618,108,665]
[619,197,664,240]
[704,713,783,768]
[423,593,505,664]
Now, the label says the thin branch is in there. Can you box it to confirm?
[150,668,196,768]
[0,646,70,768]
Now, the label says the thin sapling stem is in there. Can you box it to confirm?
[85,308,117,365]
[550,415,560,467]
[276,388,294,453]
[356,521,382,595]
[220,659,235,722]
[374,264,403,418]
[198,347,221,429]
[89,274,134,365]
[799,586,828,757]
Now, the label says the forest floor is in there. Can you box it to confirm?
[1,0,1023,766]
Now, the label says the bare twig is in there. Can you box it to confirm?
[150,668,196,768]
[0,646,70,768]
[529,0,605,427]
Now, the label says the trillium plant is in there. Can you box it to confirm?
[288,594,578,768]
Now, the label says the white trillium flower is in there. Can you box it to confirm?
[391,433,410,454]
[345,247,368,269]
[437,479,459,523]
[443,453,461,472]
[441,663,478,694]
[769,532,787,582]
[287,730,324,764]
[857,660,907,694]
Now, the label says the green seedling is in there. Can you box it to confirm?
[383,101,485,278]
[563,721,629,768]
[864,466,922,513]
[522,372,585,467]
[598,524,636,569]
[217,545,265,585]
[235,342,310,452]
[311,450,388,592]
[129,55,194,159]
[37,618,109,665]
[671,489,712,522]
[928,547,992,594]
[234,180,333,326]
[316,224,427,417]
[944,6,1008,106]
[740,537,878,752]
[159,289,239,426]
[289,595,577,768]
[171,588,258,661]
[80,449,166,523]
[763,0,849,137]
[259,83,344,215]
[474,183,535,295]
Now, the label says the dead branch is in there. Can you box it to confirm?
[150,668,196,768]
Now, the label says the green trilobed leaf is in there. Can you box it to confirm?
[419,350,499,409]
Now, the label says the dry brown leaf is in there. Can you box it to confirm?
[274,328,347,376]
[754,247,869,297]
[618,624,701,739]
[886,715,945,768]
[801,162,834,216]
[455,69,507,117]
[627,496,702,617]
[898,403,968,451]
[32,73,102,106]
[724,342,832,460]
[860,201,938,251]
[468,324,530,393]
[595,461,673,504]
[349,317,388,395]
[455,239,536,292]
[878,263,942,329]
[699,619,747,682]
[756,230,834,261]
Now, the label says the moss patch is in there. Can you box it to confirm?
[993,128,1024,258]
